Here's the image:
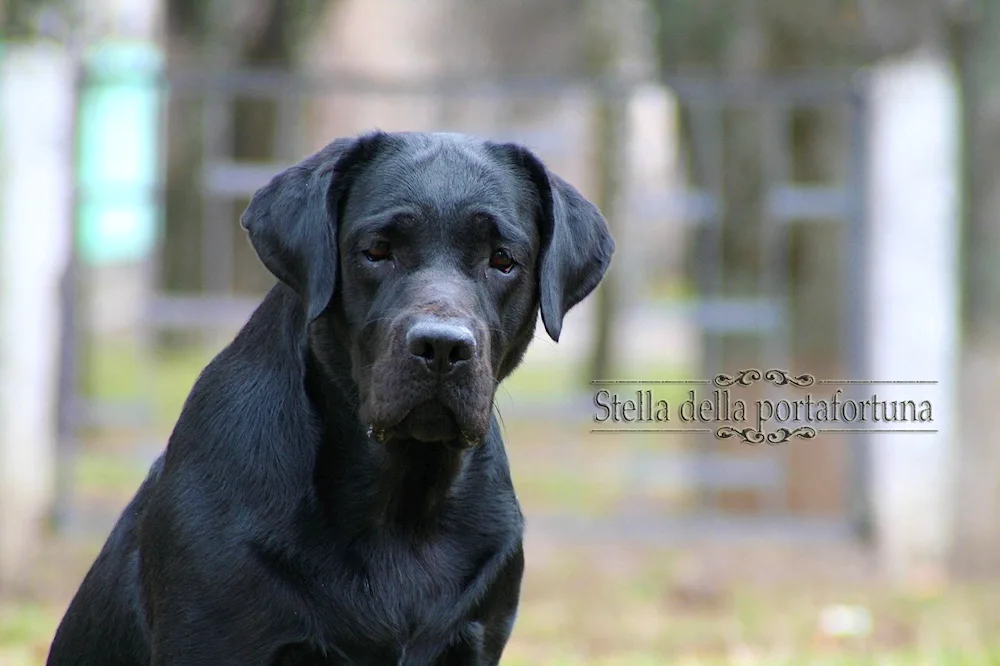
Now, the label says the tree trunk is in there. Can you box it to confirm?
[583,2,625,385]
[949,0,1000,577]
[161,42,207,295]
[229,0,295,295]
[229,96,280,294]
[586,94,625,383]
[161,0,329,302]
[717,1,767,373]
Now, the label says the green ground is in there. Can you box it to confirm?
[5,341,999,664]
[5,537,1000,665]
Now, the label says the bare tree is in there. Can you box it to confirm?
[945,0,1000,578]
[162,0,337,299]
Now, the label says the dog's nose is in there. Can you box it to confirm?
[406,320,476,374]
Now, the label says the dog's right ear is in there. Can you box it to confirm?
[240,133,387,323]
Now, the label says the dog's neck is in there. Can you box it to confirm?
[370,439,469,529]
[304,335,478,535]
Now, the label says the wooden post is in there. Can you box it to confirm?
[866,50,960,586]
[0,43,76,585]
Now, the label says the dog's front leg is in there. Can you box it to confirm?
[149,630,279,666]
[146,597,297,666]
[150,633,292,666]
[435,543,524,666]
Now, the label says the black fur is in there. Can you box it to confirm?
[47,131,614,665]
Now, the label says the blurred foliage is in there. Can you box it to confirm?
[167,0,332,64]
[1,0,70,39]
[649,0,968,70]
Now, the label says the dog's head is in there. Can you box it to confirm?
[242,131,614,447]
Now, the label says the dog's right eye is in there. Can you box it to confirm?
[364,241,391,262]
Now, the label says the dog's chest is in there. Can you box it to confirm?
[308,534,488,660]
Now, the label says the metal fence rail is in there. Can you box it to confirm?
[58,68,871,543]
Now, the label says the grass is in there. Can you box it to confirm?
[6,541,1000,665]
[11,335,994,664]
[81,340,216,431]
[75,450,152,496]
[502,557,1000,664]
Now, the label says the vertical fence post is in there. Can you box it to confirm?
[866,50,960,586]
[0,43,76,584]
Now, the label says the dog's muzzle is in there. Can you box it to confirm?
[365,316,488,447]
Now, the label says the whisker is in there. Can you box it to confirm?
[491,401,508,440]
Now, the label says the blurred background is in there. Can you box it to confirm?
[1,0,999,663]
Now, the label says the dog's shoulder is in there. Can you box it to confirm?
[158,284,319,492]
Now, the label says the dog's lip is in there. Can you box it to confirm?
[394,403,459,443]
[375,425,481,448]
[370,402,482,447]
[366,412,408,443]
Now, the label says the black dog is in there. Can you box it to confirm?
[47,131,614,665]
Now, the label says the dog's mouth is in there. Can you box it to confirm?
[371,400,479,448]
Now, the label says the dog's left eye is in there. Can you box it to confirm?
[364,241,391,262]
[489,249,515,273]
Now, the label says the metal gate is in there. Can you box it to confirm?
[55,68,870,542]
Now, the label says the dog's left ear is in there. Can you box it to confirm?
[240,133,386,323]
[507,146,616,342]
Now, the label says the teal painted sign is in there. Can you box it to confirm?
[76,41,163,264]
